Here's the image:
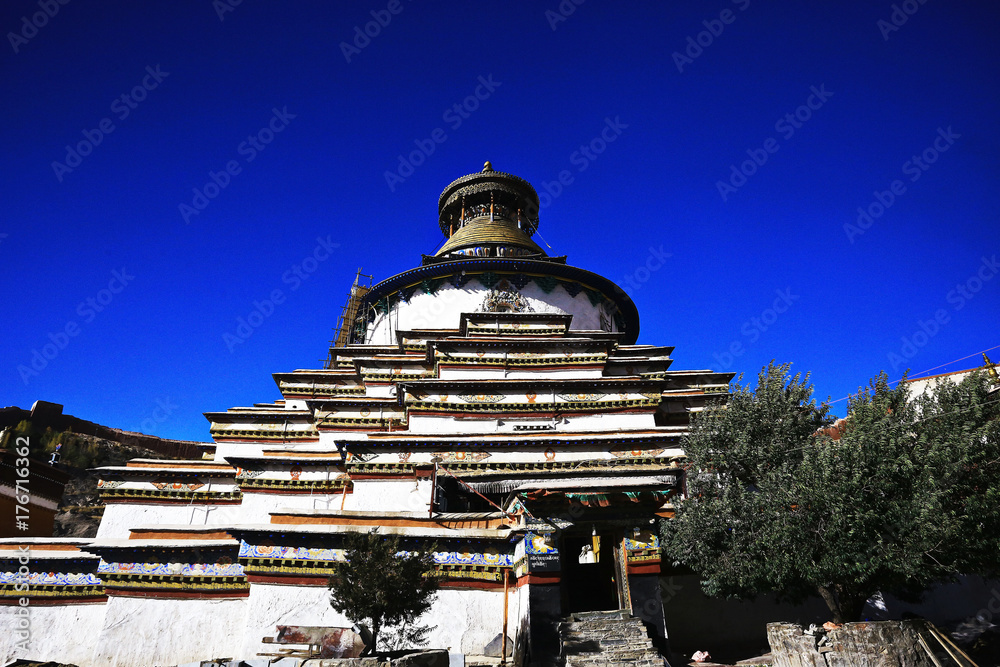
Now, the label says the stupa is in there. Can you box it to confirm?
[0,163,732,666]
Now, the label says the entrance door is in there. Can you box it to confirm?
[561,531,620,613]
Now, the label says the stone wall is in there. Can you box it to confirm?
[767,621,936,667]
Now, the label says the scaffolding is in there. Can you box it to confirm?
[327,268,372,365]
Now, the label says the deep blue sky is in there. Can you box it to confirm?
[3,1,998,441]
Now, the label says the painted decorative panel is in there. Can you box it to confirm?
[0,570,102,585]
[524,532,558,554]
[97,560,245,577]
[238,540,512,567]
[624,530,660,550]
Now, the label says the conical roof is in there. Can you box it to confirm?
[435,217,546,257]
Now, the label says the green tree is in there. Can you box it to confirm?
[661,362,1000,623]
[913,369,1000,576]
[329,530,440,655]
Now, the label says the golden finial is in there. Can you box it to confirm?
[483,161,493,172]
[984,353,999,383]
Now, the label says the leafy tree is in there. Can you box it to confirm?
[913,369,1000,576]
[329,530,439,655]
[661,362,1000,623]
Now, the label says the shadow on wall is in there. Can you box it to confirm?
[662,574,828,664]
[662,574,1000,665]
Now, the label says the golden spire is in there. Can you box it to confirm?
[483,161,493,172]
[984,353,1000,383]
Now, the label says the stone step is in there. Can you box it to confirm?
[566,660,663,667]
[565,655,664,667]
[560,620,649,633]
[558,609,664,667]
[561,628,649,640]
[567,609,632,622]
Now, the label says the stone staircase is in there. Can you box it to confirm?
[559,609,666,667]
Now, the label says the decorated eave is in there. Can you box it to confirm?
[614,344,676,356]
[398,377,673,390]
[360,429,683,448]
[82,537,246,598]
[502,475,680,524]
[205,405,320,443]
[265,508,514,530]
[94,460,240,503]
[273,370,366,398]
[398,377,668,415]
[204,405,311,423]
[394,328,462,352]
[328,434,686,481]
[325,344,415,366]
[0,538,105,604]
[229,522,515,588]
[224,453,351,495]
[349,357,436,383]
[459,312,575,337]
[312,402,407,432]
[430,336,616,368]
[653,370,734,393]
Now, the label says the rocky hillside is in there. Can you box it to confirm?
[1,401,213,538]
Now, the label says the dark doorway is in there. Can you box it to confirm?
[561,531,619,613]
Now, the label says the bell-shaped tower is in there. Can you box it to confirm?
[356,163,640,345]
[434,161,547,260]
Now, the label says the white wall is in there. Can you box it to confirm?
[97,502,243,538]
[425,587,515,654]
[345,478,431,514]
[0,602,107,667]
[93,595,247,666]
[239,582,353,659]
[238,491,347,523]
[240,582,520,658]
[213,441,267,462]
[406,410,656,435]
[367,283,614,345]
